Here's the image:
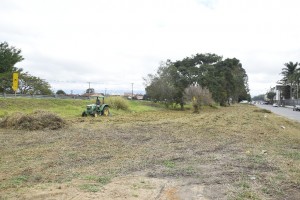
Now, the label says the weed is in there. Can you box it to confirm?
[79,184,100,192]
[163,160,175,168]
[0,111,8,118]
[234,190,260,200]
[83,175,111,185]
[11,175,28,186]
[83,175,98,181]
[282,151,300,160]
[132,193,139,197]
[97,176,111,185]
[0,181,19,190]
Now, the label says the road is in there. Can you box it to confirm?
[255,104,300,122]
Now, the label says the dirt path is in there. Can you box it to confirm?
[20,176,208,200]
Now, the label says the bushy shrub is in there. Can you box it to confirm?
[184,85,214,113]
[106,96,129,110]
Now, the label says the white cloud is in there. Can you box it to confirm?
[1,0,300,96]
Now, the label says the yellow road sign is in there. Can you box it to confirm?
[12,72,19,91]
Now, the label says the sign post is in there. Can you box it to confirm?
[12,72,19,96]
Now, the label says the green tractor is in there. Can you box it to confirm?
[82,96,110,117]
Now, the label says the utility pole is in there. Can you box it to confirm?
[131,83,134,100]
[87,82,91,99]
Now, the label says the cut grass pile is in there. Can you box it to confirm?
[0,103,299,199]
[0,110,65,130]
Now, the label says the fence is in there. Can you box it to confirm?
[276,99,300,106]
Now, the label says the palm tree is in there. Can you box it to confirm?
[296,64,300,99]
[281,62,299,99]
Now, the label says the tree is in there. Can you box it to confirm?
[266,91,276,103]
[173,53,223,109]
[280,61,299,99]
[56,90,66,95]
[0,42,24,73]
[0,42,24,93]
[86,88,95,94]
[145,53,250,108]
[295,64,300,99]
[144,61,178,107]
[19,72,52,95]
[203,58,250,105]
[251,94,265,101]
[281,62,298,82]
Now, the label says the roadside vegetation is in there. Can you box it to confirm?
[0,98,299,199]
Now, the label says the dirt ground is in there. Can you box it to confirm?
[1,105,300,199]
[19,176,208,200]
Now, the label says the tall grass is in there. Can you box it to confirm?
[0,98,92,118]
[0,97,162,118]
[105,96,129,110]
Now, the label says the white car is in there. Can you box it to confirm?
[293,105,300,111]
[273,103,278,107]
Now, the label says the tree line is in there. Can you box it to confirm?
[144,53,250,109]
[0,42,52,95]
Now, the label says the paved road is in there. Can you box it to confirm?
[255,104,300,122]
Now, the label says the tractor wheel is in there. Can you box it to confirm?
[102,106,110,116]
[82,112,87,117]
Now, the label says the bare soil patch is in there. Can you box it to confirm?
[0,105,299,199]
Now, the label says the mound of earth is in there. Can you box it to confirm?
[0,110,65,130]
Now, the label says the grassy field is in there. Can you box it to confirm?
[0,98,300,199]
[0,97,163,118]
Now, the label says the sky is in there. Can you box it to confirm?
[1,0,300,96]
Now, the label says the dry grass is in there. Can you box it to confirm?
[0,105,299,199]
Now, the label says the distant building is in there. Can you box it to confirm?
[275,85,290,100]
[82,92,105,97]
[124,92,132,98]
[123,92,144,100]
[135,94,144,100]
